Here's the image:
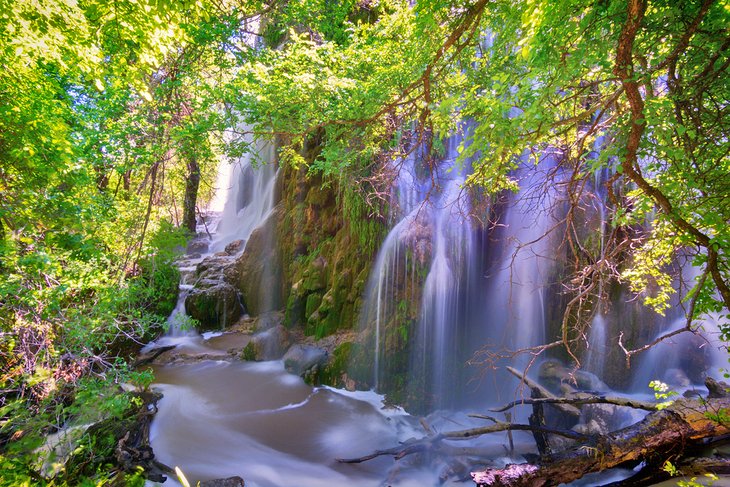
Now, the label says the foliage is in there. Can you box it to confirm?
[663,460,718,487]
[649,380,678,410]
[0,0,248,483]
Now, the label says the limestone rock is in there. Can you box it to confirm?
[242,325,291,361]
[706,377,730,398]
[196,253,236,277]
[186,238,209,254]
[199,476,245,487]
[283,345,328,377]
[224,239,244,255]
[185,281,242,331]
[663,367,691,388]
[254,311,284,331]
[234,208,283,316]
[538,360,608,394]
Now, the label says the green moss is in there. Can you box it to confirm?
[241,342,257,361]
[305,293,322,318]
[319,342,352,386]
[275,150,387,348]
[284,292,305,327]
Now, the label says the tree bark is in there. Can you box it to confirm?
[471,397,730,487]
[183,155,200,234]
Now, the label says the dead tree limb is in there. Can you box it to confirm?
[490,395,657,413]
[471,396,730,487]
[336,421,590,464]
[505,366,580,417]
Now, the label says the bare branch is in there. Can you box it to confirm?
[489,395,657,413]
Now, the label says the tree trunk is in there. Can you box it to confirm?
[183,155,200,234]
[471,397,730,487]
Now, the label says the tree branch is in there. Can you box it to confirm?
[613,0,730,312]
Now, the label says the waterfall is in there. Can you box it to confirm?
[410,172,473,409]
[145,132,278,348]
[358,132,478,411]
[210,137,278,253]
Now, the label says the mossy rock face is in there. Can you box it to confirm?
[241,342,257,361]
[284,292,305,327]
[305,293,322,318]
[319,342,352,388]
[345,341,377,389]
[321,341,374,390]
[275,161,384,340]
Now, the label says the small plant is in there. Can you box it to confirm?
[704,407,730,426]
[125,369,155,392]
[649,380,678,410]
[663,459,718,486]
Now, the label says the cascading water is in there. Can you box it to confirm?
[146,135,485,487]
[358,132,478,411]
[209,138,278,253]
[360,127,727,415]
[482,155,563,361]
[630,263,728,392]
[142,134,278,350]
[359,140,569,411]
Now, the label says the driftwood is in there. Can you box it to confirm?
[132,345,176,368]
[471,395,730,487]
[491,395,657,413]
[504,366,581,417]
[337,420,591,464]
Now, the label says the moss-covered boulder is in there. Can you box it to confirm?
[240,324,291,361]
[185,280,243,330]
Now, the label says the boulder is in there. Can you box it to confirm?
[538,360,609,394]
[224,239,245,255]
[185,281,243,330]
[187,238,209,254]
[196,253,236,276]
[234,208,283,316]
[663,367,691,388]
[283,345,328,377]
[242,325,291,361]
[706,377,730,398]
[254,311,284,331]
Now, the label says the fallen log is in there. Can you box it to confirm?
[504,366,580,417]
[471,396,730,487]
